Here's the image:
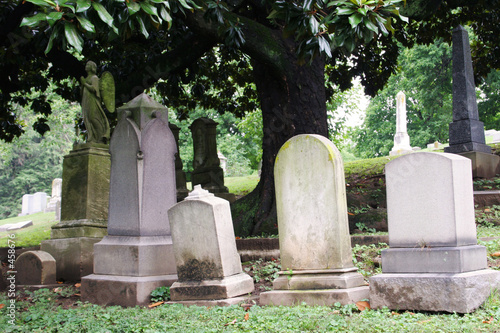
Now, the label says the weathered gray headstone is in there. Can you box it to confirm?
[444,26,500,177]
[168,185,254,305]
[41,143,110,281]
[370,152,500,313]
[16,251,57,286]
[390,91,412,156]
[190,118,234,202]
[81,93,178,307]
[45,178,62,213]
[169,123,189,201]
[260,134,368,306]
[19,192,47,216]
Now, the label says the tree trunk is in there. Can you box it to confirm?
[232,34,328,237]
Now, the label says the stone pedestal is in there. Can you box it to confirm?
[458,151,500,179]
[168,186,253,305]
[82,93,178,307]
[260,135,368,306]
[370,152,500,313]
[41,143,110,282]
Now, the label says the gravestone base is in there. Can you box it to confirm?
[50,219,107,239]
[381,245,487,273]
[260,286,369,306]
[81,274,177,307]
[192,166,229,194]
[167,295,256,307]
[170,272,254,301]
[457,151,500,178]
[92,236,177,276]
[369,270,500,313]
[41,237,102,282]
[272,269,365,290]
[214,193,237,203]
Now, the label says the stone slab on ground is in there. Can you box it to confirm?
[0,220,33,232]
[369,270,500,313]
[381,245,487,273]
[41,237,101,282]
[16,251,56,286]
[260,286,369,306]
[81,274,177,307]
[167,295,258,307]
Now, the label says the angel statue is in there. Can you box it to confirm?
[80,60,115,144]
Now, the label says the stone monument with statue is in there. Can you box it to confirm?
[41,61,113,281]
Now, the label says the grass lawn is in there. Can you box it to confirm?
[0,212,57,248]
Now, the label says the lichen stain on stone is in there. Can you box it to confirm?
[177,258,220,281]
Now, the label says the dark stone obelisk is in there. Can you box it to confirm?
[445,26,490,154]
[445,26,499,178]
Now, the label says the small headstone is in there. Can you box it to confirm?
[168,185,254,305]
[0,220,33,232]
[19,192,48,216]
[370,152,500,313]
[444,26,500,177]
[390,91,412,156]
[16,251,57,286]
[82,93,178,307]
[45,178,62,213]
[260,134,368,306]
[217,151,227,172]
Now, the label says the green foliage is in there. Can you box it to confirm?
[224,174,259,196]
[0,88,77,218]
[243,258,281,286]
[351,243,388,279]
[478,69,500,129]
[0,212,57,247]
[150,286,170,302]
[354,40,453,158]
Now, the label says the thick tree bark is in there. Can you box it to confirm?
[232,32,328,236]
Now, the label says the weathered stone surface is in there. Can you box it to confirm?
[260,287,369,307]
[81,274,176,307]
[170,272,254,301]
[168,185,253,302]
[16,251,56,285]
[369,270,500,313]
[169,123,189,201]
[385,152,477,248]
[261,134,367,306]
[190,117,229,194]
[82,94,178,307]
[0,220,33,232]
[92,236,176,276]
[41,237,101,282]
[381,245,487,273]
[458,151,500,179]
[59,143,110,223]
[45,178,62,213]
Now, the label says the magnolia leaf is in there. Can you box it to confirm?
[337,7,356,15]
[77,16,95,33]
[47,11,63,27]
[160,6,172,29]
[127,1,141,15]
[136,16,149,39]
[139,1,159,17]
[348,13,363,28]
[20,13,47,28]
[92,2,119,35]
[76,0,91,13]
[64,22,83,52]
[25,0,56,7]
[45,26,59,53]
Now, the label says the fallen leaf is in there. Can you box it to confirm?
[348,212,355,216]
[331,310,340,314]
[57,281,63,284]
[224,319,237,326]
[74,293,81,297]
[356,301,370,311]
[244,313,250,321]
[391,311,400,316]
[485,208,491,213]
[235,237,241,240]
[491,252,500,258]
[53,287,62,292]
[407,312,415,315]
[0,304,4,309]
[483,317,494,324]
[148,301,164,308]
[74,283,81,288]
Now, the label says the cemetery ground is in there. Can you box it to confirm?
[1,159,500,331]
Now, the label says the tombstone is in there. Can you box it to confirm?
[19,192,47,216]
[81,93,178,307]
[0,220,33,232]
[168,185,254,305]
[369,152,500,313]
[260,134,369,306]
[218,151,227,172]
[485,129,500,144]
[45,178,62,213]
[169,123,189,201]
[190,118,235,202]
[390,92,413,156]
[444,26,500,177]
[41,142,110,281]
[16,251,57,286]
